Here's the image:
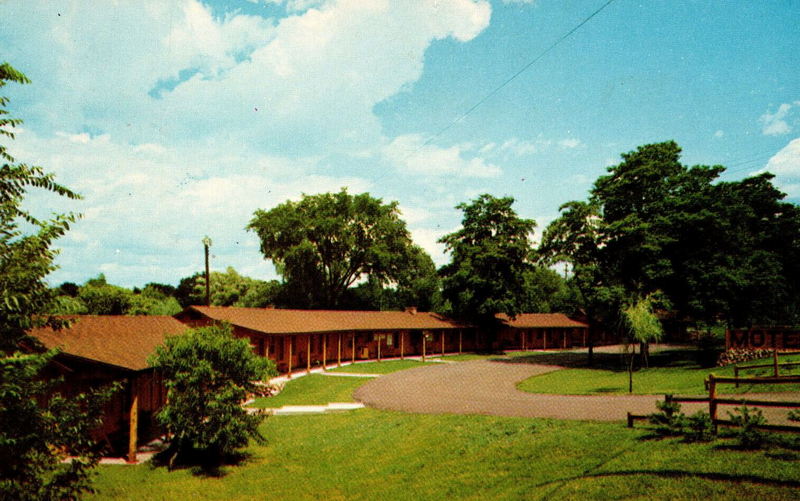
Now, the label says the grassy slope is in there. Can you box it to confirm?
[329,359,435,374]
[518,353,800,395]
[249,374,365,408]
[90,409,800,500]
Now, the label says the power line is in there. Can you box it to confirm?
[411,0,617,156]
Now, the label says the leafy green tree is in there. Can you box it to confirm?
[520,266,580,315]
[0,62,115,500]
[439,194,536,331]
[127,285,182,316]
[248,189,420,309]
[621,294,663,392]
[149,324,276,466]
[77,274,133,315]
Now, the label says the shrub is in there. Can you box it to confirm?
[684,411,715,442]
[149,324,277,466]
[649,399,686,436]
[727,405,766,449]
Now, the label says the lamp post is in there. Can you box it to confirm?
[202,236,212,306]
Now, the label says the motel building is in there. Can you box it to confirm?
[27,307,589,461]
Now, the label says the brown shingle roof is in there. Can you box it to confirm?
[496,313,588,329]
[186,306,466,334]
[28,316,189,371]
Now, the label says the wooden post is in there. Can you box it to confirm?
[734,366,740,388]
[307,334,311,374]
[337,333,342,367]
[400,331,405,360]
[543,330,548,350]
[127,379,139,463]
[441,331,445,357]
[563,330,567,349]
[288,336,293,378]
[265,337,270,359]
[774,348,780,377]
[377,334,382,362]
[422,332,427,362]
[522,330,526,351]
[352,333,356,364]
[708,374,718,431]
[459,330,463,355]
[323,334,327,370]
[583,329,587,347]
[626,412,634,428]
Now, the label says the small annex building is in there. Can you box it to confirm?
[176,305,476,375]
[495,313,589,351]
[27,315,189,461]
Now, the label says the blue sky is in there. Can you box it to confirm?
[2,0,799,287]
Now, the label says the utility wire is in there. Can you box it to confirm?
[411,0,617,156]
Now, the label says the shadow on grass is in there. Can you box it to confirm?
[536,469,800,490]
[151,448,253,478]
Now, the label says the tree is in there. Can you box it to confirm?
[0,62,115,499]
[248,189,420,309]
[621,295,663,392]
[439,194,536,331]
[149,324,276,466]
[77,274,133,315]
[542,140,800,335]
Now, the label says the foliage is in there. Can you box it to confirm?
[727,405,767,449]
[622,295,664,345]
[541,140,800,331]
[191,267,281,308]
[0,353,119,500]
[684,411,715,442]
[520,266,580,315]
[149,324,277,465]
[649,399,686,436]
[127,284,182,316]
[77,277,133,315]
[439,194,536,326]
[1,62,114,499]
[248,189,420,309]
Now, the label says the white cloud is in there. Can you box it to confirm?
[2,0,492,154]
[759,137,800,197]
[14,128,371,287]
[384,134,502,178]
[760,102,800,136]
[714,130,724,138]
[558,138,583,149]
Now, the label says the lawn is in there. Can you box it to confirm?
[249,374,365,408]
[328,359,436,374]
[90,409,800,500]
[518,352,800,396]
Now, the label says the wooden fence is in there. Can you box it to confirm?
[627,374,800,434]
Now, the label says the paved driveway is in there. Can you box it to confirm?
[353,359,789,421]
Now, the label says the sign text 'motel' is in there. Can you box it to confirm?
[726,328,800,350]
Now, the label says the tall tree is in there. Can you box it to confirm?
[248,189,420,309]
[439,194,536,329]
[0,62,114,500]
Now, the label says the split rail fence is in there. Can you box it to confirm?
[627,374,800,434]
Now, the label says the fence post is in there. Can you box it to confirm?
[627,412,634,428]
[734,366,739,388]
[708,374,718,433]
[774,348,779,378]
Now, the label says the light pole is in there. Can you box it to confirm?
[202,236,212,306]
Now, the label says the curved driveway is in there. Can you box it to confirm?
[354,360,707,421]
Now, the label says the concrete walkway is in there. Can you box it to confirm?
[354,359,795,422]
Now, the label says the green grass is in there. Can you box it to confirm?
[249,374,366,408]
[329,359,436,374]
[90,409,800,500]
[518,352,800,396]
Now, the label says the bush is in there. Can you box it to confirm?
[649,399,686,436]
[684,411,715,442]
[149,324,277,466]
[727,405,766,449]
